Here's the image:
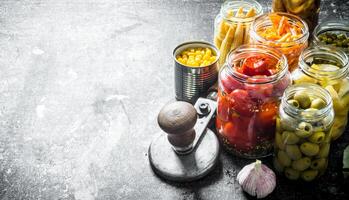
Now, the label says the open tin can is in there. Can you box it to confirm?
[173,41,220,104]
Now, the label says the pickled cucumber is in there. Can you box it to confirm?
[330,115,347,140]
[282,131,300,144]
[286,145,302,160]
[292,157,311,171]
[301,170,319,181]
[293,73,318,85]
[285,168,300,180]
[308,132,325,144]
[311,158,327,170]
[278,150,292,167]
[300,142,320,156]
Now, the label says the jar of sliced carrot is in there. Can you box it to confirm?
[250,12,309,72]
[272,0,320,32]
[214,0,263,69]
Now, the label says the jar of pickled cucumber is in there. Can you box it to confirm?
[292,46,349,140]
[272,0,320,33]
[250,12,309,72]
[214,0,263,68]
[313,20,349,55]
[216,44,291,158]
[274,83,334,181]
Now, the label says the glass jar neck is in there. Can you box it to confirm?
[281,83,333,122]
[225,44,288,84]
[313,20,349,45]
[299,46,349,81]
[220,0,263,23]
[250,12,309,46]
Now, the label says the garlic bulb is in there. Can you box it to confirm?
[237,160,276,199]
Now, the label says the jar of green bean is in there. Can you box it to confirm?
[274,83,334,181]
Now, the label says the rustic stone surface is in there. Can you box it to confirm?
[0,0,348,199]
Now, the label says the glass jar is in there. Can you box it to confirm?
[250,12,309,72]
[216,44,291,158]
[214,0,263,68]
[274,83,334,181]
[271,0,320,33]
[313,20,349,55]
[292,46,349,140]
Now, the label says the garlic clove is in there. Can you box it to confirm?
[237,160,276,199]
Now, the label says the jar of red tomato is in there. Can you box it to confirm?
[216,44,291,158]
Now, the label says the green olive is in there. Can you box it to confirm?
[324,131,331,143]
[300,142,320,156]
[310,98,326,109]
[281,118,295,131]
[293,91,311,109]
[275,132,286,150]
[308,132,325,144]
[311,158,327,170]
[282,131,300,145]
[316,143,330,158]
[276,117,282,132]
[295,122,313,138]
[291,157,311,171]
[284,168,300,180]
[277,150,292,167]
[273,157,284,173]
[301,170,319,181]
[287,99,300,108]
[286,145,302,160]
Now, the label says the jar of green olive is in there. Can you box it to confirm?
[292,46,349,140]
[274,83,334,181]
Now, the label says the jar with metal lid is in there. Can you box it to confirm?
[214,0,263,68]
[250,12,309,72]
[216,44,291,158]
[271,0,320,32]
[274,83,334,181]
[313,20,349,54]
[292,46,349,140]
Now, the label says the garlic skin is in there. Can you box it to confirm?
[237,160,276,199]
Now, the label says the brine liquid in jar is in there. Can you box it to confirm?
[293,45,349,140]
[216,44,291,158]
[250,12,309,71]
[214,0,263,69]
[274,83,334,181]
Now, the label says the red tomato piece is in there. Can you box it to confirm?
[228,89,256,117]
[245,76,273,100]
[242,56,270,76]
[230,116,257,152]
[220,73,243,94]
[215,118,223,133]
[217,94,231,122]
[257,101,278,130]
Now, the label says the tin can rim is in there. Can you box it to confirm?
[172,40,220,69]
